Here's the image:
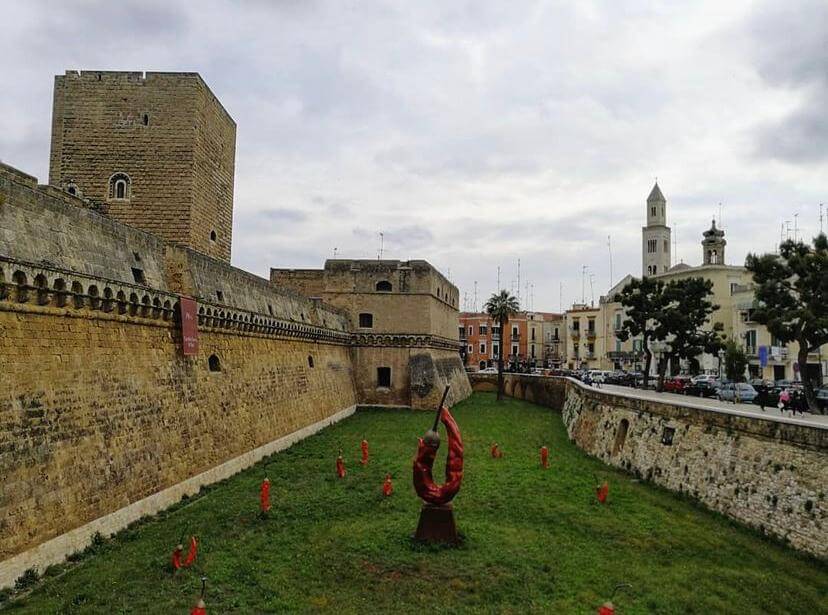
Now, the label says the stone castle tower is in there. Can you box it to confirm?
[642,182,671,276]
[702,219,726,264]
[49,71,236,262]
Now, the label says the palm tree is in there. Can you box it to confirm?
[484,290,520,400]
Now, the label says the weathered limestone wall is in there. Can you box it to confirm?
[351,345,471,409]
[470,373,827,558]
[0,162,168,289]
[0,297,356,587]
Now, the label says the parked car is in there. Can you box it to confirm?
[588,370,612,383]
[816,388,828,411]
[717,382,758,403]
[663,376,692,394]
[685,380,719,398]
[691,373,719,385]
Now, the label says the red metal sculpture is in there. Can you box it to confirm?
[540,446,549,469]
[490,442,503,459]
[413,386,463,543]
[383,473,394,497]
[172,535,198,571]
[360,439,369,466]
[260,478,271,514]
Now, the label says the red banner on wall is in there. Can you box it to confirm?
[179,297,199,356]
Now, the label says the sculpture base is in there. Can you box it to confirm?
[414,503,459,544]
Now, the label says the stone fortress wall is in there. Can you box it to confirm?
[0,163,362,587]
[469,373,827,559]
[0,67,470,588]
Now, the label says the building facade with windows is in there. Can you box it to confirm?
[458,311,563,371]
[272,259,471,407]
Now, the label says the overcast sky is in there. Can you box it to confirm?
[1,1,826,312]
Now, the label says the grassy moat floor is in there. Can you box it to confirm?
[3,393,826,614]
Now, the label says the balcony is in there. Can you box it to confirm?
[569,327,580,339]
[510,332,521,341]
[586,329,596,339]
[492,333,501,341]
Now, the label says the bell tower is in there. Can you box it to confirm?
[702,219,726,265]
[642,182,671,276]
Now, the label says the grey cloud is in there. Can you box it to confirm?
[2,1,826,312]
[749,0,828,162]
[258,208,307,223]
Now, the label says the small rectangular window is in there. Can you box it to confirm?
[661,426,675,446]
[131,267,146,285]
[480,325,488,335]
[479,342,486,354]
[216,290,224,302]
[377,367,391,388]
[359,313,373,328]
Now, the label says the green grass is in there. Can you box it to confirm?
[3,392,826,614]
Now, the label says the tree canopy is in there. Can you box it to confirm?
[614,277,667,389]
[746,233,828,411]
[484,290,520,400]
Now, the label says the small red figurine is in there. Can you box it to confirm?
[383,473,393,497]
[540,446,549,469]
[597,481,609,504]
[336,452,346,478]
[490,442,503,459]
[191,577,207,615]
[260,478,271,514]
[360,439,369,465]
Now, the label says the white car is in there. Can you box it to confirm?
[691,374,719,385]
[589,370,611,383]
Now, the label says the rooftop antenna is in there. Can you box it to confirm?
[794,213,800,242]
[473,280,478,312]
[497,266,501,291]
[333,247,338,257]
[779,221,785,253]
[607,235,613,288]
[581,265,588,304]
[525,281,529,311]
[785,220,792,241]
[517,259,521,304]
[462,291,468,311]
[588,273,595,307]
[378,232,384,259]
[559,281,563,314]
[530,283,534,312]
[820,203,824,234]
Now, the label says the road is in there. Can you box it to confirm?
[594,383,828,429]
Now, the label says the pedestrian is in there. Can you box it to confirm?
[757,385,767,411]
[778,388,791,414]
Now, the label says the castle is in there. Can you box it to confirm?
[0,71,470,587]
